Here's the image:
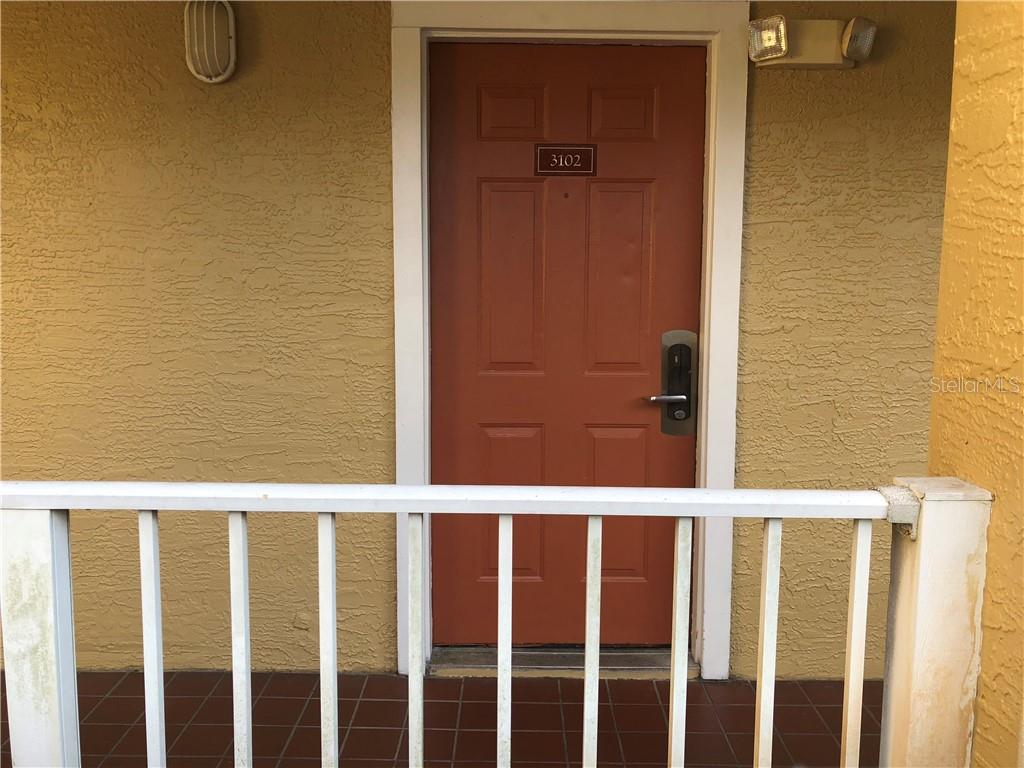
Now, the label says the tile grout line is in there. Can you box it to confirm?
[556,679,571,768]
[649,678,673,768]
[448,677,465,764]
[203,671,248,762]
[801,681,844,748]
[771,681,800,767]
[818,699,843,748]
[87,671,131,768]
[651,678,669,730]
[274,676,319,768]
[96,672,148,767]
[393,697,409,765]
[214,684,237,765]
[865,698,883,730]
[337,672,368,760]
[80,670,126,729]
[604,679,629,767]
[786,681,842,765]
[713,680,748,767]
[773,722,797,766]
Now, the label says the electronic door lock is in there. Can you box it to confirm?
[645,331,698,436]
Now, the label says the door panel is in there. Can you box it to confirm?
[430,43,706,645]
[586,181,653,371]
[478,182,546,370]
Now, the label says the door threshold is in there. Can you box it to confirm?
[429,646,699,680]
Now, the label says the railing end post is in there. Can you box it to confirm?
[880,476,992,768]
[0,508,81,767]
[892,476,993,505]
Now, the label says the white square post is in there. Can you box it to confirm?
[0,508,81,767]
[880,477,992,767]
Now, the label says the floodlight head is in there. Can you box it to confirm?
[842,17,877,62]
[748,16,788,62]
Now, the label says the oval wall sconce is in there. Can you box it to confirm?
[184,0,236,84]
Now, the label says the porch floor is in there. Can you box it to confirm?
[0,672,883,768]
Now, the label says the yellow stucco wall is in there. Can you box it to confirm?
[1,2,396,671]
[733,2,955,678]
[926,4,1024,766]
[2,2,956,676]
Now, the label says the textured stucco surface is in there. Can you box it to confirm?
[926,4,1024,765]
[734,3,955,678]
[2,2,957,677]
[0,2,396,670]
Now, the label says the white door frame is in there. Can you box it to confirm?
[391,1,748,680]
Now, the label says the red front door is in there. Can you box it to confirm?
[429,42,706,645]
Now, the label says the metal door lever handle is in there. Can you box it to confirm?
[647,394,688,403]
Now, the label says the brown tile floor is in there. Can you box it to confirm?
[0,672,882,768]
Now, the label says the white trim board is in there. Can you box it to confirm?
[390,1,749,680]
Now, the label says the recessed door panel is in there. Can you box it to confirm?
[588,425,654,582]
[587,425,648,486]
[586,182,653,371]
[479,85,548,140]
[479,182,546,370]
[590,87,658,141]
[478,425,546,581]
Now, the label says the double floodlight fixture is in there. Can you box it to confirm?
[748,15,878,69]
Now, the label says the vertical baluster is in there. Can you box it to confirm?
[317,512,339,767]
[497,514,513,768]
[754,518,782,767]
[228,511,252,767]
[668,517,694,767]
[582,516,603,768]
[408,512,425,766]
[840,519,872,767]
[138,510,166,767]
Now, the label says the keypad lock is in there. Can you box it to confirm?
[645,330,698,436]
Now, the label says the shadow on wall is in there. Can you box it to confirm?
[733,1,956,679]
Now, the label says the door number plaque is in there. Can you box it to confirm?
[535,144,597,176]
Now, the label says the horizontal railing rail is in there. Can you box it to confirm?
[0,480,890,517]
[0,479,991,768]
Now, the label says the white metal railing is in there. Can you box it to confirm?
[0,478,992,768]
